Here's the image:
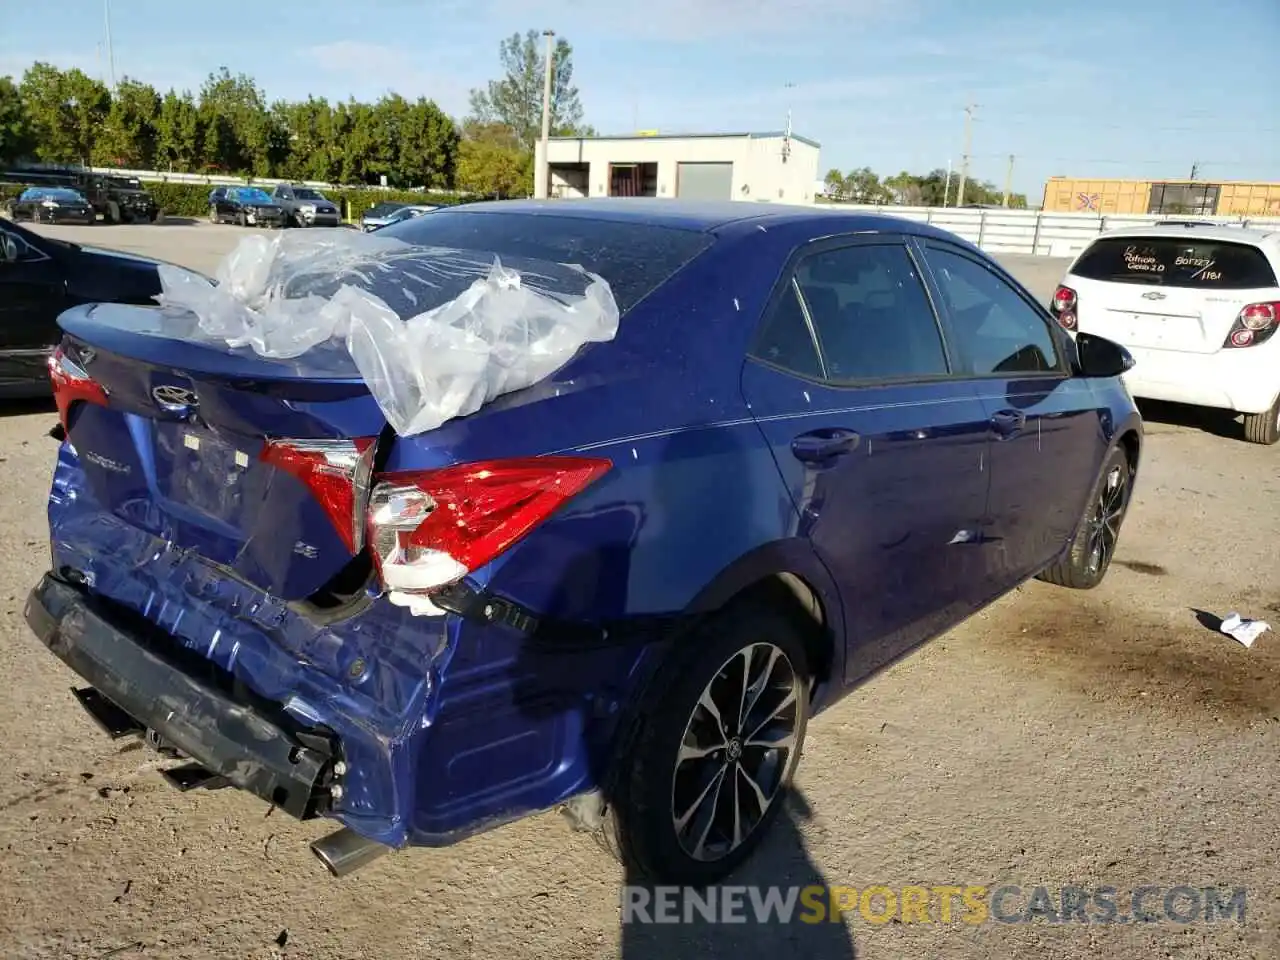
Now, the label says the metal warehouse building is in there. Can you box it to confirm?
[534,131,820,205]
[1043,177,1280,217]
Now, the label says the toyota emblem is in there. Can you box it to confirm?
[151,384,198,411]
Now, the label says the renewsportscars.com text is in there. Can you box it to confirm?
[621,884,1247,926]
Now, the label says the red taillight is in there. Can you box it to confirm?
[1052,284,1078,330]
[1223,300,1279,349]
[260,438,377,553]
[48,345,108,432]
[366,456,612,596]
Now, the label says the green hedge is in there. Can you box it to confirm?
[0,179,470,220]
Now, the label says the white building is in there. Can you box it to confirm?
[535,131,821,205]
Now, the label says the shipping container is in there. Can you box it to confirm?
[1041,177,1280,217]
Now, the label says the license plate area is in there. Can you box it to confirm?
[156,425,261,527]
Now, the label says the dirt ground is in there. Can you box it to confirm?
[0,222,1277,960]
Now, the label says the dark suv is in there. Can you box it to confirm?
[71,174,159,224]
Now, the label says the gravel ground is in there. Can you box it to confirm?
[0,223,1276,960]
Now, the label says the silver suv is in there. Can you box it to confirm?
[270,184,342,227]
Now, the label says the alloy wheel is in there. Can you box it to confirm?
[1085,464,1127,574]
[670,641,802,862]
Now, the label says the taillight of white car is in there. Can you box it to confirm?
[1224,301,1279,349]
[1051,284,1078,331]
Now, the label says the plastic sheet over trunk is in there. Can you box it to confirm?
[153,229,621,436]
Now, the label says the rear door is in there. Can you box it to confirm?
[920,240,1105,586]
[0,225,65,349]
[1067,235,1280,353]
[741,236,994,681]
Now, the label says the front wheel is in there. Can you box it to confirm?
[1242,395,1280,446]
[1038,445,1133,589]
[609,599,810,884]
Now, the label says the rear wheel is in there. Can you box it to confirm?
[1038,445,1132,589]
[1242,395,1280,446]
[609,598,810,884]
[208,205,218,224]
[237,210,247,227]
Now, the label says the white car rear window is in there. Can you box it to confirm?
[1072,238,1276,290]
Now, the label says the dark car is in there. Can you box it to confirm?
[78,174,159,223]
[0,217,162,397]
[208,186,287,227]
[360,201,412,232]
[271,184,342,227]
[7,187,96,225]
[27,199,1141,884]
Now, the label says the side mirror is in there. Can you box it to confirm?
[1075,332,1135,378]
[0,235,17,264]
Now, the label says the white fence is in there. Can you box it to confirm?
[816,205,1280,259]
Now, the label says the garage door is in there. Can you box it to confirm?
[676,162,733,201]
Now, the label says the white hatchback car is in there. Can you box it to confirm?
[1051,224,1280,445]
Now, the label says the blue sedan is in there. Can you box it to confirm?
[26,199,1140,884]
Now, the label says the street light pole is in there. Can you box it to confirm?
[104,0,117,89]
[536,29,555,200]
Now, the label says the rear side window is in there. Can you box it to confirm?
[383,211,713,313]
[1072,237,1277,289]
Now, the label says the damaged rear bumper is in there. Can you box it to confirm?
[24,572,337,820]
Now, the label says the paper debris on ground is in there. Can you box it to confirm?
[1219,612,1271,649]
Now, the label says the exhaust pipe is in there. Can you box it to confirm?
[310,827,390,878]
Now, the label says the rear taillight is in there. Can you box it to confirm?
[1052,284,1078,330]
[260,438,377,553]
[48,345,108,432]
[1223,301,1279,349]
[366,456,612,597]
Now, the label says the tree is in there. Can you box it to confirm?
[197,67,272,174]
[19,63,110,164]
[842,166,889,204]
[456,121,532,198]
[467,31,586,153]
[94,77,161,168]
[823,168,847,200]
[155,90,202,170]
[0,76,34,165]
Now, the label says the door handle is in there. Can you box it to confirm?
[990,409,1026,439]
[791,428,861,463]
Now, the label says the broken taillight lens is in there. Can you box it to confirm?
[366,456,612,596]
[260,437,377,553]
[48,345,108,432]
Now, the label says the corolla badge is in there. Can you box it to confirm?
[151,384,198,411]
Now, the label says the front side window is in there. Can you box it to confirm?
[927,247,1061,375]
[794,243,950,383]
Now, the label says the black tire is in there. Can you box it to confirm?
[608,597,811,885]
[1038,445,1133,590]
[1242,395,1280,446]
[208,205,219,224]
[105,201,119,224]
[237,211,248,227]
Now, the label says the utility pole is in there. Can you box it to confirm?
[104,0,117,89]
[1189,161,1199,180]
[956,102,977,208]
[942,158,952,207]
[1002,154,1014,208]
[535,29,556,199]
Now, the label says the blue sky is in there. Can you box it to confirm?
[2,0,1277,200]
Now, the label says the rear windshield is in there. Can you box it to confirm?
[381,210,714,313]
[1072,237,1277,290]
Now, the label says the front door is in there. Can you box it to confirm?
[741,237,993,682]
[0,226,64,348]
[919,241,1107,586]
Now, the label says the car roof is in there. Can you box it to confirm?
[454,197,937,236]
[1093,223,1280,247]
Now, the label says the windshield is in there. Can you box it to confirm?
[380,209,714,314]
[233,188,273,203]
[366,202,408,218]
[21,187,84,202]
[294,188,325,200]
[1073,237,1278,290]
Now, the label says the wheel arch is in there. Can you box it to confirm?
[684,539,846,703]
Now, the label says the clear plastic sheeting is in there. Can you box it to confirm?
[154,229,621,436]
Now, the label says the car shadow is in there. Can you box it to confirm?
[154,216,201,226]
[0,396,56,419]
[1135,399,1245,441]
[618,790,857,960]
